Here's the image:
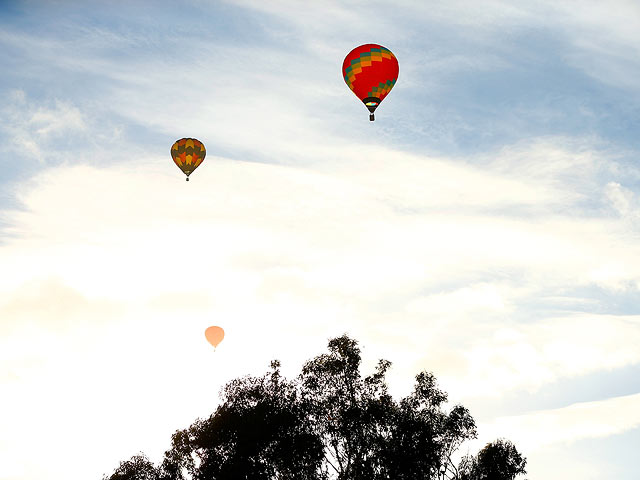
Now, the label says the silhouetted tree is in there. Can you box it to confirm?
[160,360,325,480]
[103,335,527,480]
[457,439,527,480]
[299,335,477,479]
[104,453,160,480]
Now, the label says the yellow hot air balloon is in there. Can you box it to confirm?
[171,138,206,181]
[205,326,224,350]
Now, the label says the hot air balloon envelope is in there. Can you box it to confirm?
[171,138,206,181]
[342,44,399,121]
[205,326,224,349]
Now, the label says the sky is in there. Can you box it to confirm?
[1,0,640,479]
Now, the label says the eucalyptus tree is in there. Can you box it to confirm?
[103,335,525,480]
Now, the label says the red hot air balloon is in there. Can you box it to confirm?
[342,44,399,121]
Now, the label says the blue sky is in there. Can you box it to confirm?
[2,1,640,479]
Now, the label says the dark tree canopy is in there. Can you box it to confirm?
[161,360,324,480]
[458,439,527,480]
[106,454,160,480]
[103,335,527,480]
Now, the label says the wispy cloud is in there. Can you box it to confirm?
[0,91,86,164]
[432,314,640,400]
[479,391,640,451]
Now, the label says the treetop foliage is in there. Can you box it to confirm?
[103,335,526,480]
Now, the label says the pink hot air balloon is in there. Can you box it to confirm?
[205,326,224,350]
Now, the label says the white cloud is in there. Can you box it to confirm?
[605,181,640,220]
[406,283,508,316]
[30,100,85,137]
[437,314,640,399]
[1,93,87,163]
[1,138,638,433]
[479,392,640,452]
